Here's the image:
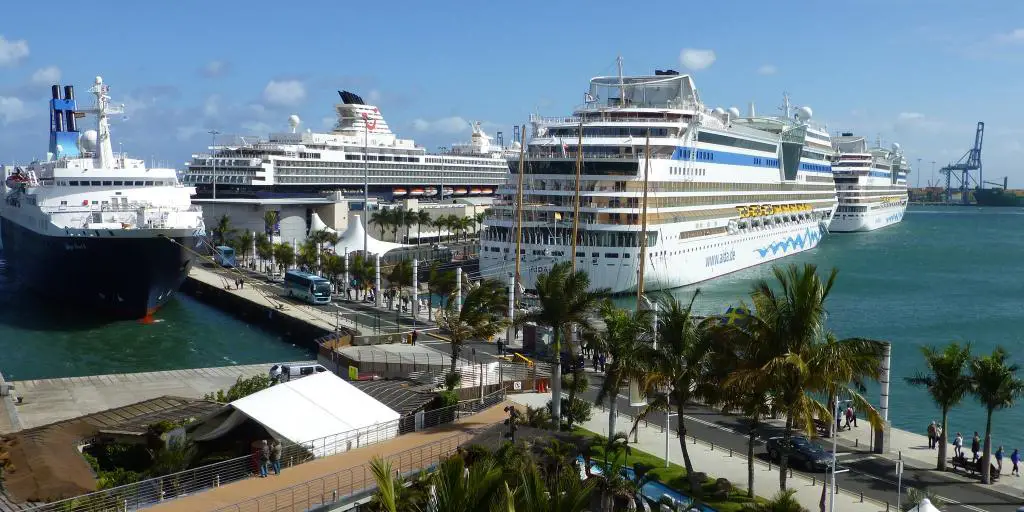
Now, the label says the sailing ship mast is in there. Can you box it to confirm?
[635,129,651,310]
[570,120,583,272]
[514,123,527,295]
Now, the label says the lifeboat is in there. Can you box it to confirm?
[482,188,494,194]
[4,173,29,190]
[442,187,454,197]
[470,187,482,195]
[393,188,408,197]
[423,188,437,196]
[454,187,468,195]
[410,188,425,196]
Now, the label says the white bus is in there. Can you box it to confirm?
[284,270,332,305]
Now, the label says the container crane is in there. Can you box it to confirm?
[939,122,984,204]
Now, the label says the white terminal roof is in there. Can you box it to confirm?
[230,372,400,443]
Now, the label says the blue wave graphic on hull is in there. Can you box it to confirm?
[755,228,821,258]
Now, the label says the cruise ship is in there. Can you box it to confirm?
[829,133,909,232]
[181,91,510,200]
[0,77,204,319]
[480,66,838,293]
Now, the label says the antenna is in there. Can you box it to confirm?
[617,55,625,106]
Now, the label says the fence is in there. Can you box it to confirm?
[25,391,505,512]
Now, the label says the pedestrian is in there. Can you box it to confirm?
[1011,448,1020,476]
[411,329,418,345]
[496,338,504,355]
[972,431,981,463]
[936,424,943,447]
[599,353,606,372]
[843,406,852,430]
[848,406,857,428]
[270,440,282,475]
[996,446,1004,474]
[591,352,599,371]
[953,432,964,458]
[927,421,937,449]
[259,439,270,477]
[240,278,245,289]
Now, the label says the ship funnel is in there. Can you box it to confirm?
[748,101,756,118]
[64,85,75,101]
[51,85,61,100]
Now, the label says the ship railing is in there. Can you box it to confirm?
[22,393,506,512]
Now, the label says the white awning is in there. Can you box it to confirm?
[332,213,407,256]
[229,372,401,456]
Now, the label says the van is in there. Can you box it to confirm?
[272,362,328,382]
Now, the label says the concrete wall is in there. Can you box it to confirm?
[201,203,310,245]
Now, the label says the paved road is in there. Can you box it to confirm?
[580,373,1023,512]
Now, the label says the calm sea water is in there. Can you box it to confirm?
[651,205,1024,450]
[0,255,311,381]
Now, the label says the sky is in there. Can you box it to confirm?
[1,0,1023,186]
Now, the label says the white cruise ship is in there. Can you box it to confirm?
[480,66,838,293]
[181,91,509,200]
[829,133,909,232]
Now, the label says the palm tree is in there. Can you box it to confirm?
[427,263,457,321]
[237,231,254,266]
[515,461,594,512]
[724,263,837,491]
[435,278,509,371]
[743,489,809,512]
[349,253,376,299]
[590,433,638,512]
[213,214,236,245]
[297,239,320,272]
[390,209,407,242]
[415,210,431,244]
[322,253,346,290]
[593,300,653,437]
[371,210,391,240]
[969,347,1024,484]
[368,456,426,512]
[255,233,273,272]
[635,292,715,500]
[387,260,414,309]
[262,210,279,241]
[516,262,607,429]
[272,242,295,273]
[905,342,973,471]
[429,454,504,512]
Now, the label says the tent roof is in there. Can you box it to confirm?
[333,213,407,256]
[229,372,400,444]
[909,499,942,512]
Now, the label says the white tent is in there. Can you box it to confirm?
[330,213,407,256]
[216,372,401,457]
[907,498,942,512]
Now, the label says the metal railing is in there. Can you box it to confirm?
[24,392,504,512]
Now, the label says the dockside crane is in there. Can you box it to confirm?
[939,121,984,204]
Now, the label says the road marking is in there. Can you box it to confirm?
[606,390,743,436]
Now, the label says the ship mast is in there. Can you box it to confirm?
[636,129,651,310]
[87,76,123,169]
[513,124,527,293]
[617,55,625,107]
[570,120,583,272]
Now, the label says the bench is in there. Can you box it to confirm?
[950,455,1000,480]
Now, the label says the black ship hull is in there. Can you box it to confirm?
[0,217,197,320]
[973,188,1023,207]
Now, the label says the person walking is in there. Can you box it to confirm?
[972,432,981,463]
[927,421,937,449]
[996,446,1005,475]
[411,329,419,346]
[1012,448,1021,476]
[270,439,282,476]
[258,439,270,478]
[953,432,964,458]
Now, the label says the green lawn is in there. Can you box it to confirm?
[574,427,765,512]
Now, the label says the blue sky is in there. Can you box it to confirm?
[2,0,1022,186]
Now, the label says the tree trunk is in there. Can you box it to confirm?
[550,328,563,430]
[417,224,422,245]
[450,341,460,374]
[747,417,757,498]
[938,409,949,471]
[981,409,993,484]
[565,326,581,430]
[608,389,618,438]
[676,401,701,503]
[780,414,793,490]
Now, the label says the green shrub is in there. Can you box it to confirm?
[203,374,272,402]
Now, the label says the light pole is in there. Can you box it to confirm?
[208,130,220,200]
[930,160,936,188]
[916,157,922,188]
[361,113,369,257]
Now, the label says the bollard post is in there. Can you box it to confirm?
[711,442,714,451]
[333,490,338,502]
[813,476,816,485]
[729,448,733,457]
[898,450,902,460]
[214,474,220,487]
[855,438,859,448]
[860,491,864,502]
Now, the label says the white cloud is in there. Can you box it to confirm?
[201,60,229,78]
[203,95,220,117]
[411,116,470,134]
[30,66,61,85]
[757,64,777,75]
[679,48,716,70]
[994,28,1024,44]
[0,97,30,124]
[897,112,925,121]
[0,35,29,67]
[262,80,306,107]
[175,126,204,142]
[241,121,274,135]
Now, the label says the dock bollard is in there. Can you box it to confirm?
[898,450,902,460]
[729,448,733,457]
[333,490,337,502]
[855,438,859,447]
[214,475,220,487]
[813,476,816,485]
[860,491,864,502]
[711,442,714,451]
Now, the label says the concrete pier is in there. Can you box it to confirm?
[1,362,294,433]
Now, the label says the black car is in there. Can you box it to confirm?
[765,435,835,472]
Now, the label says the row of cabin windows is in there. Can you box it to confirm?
[545,127,672,138]
[60,180,169,186]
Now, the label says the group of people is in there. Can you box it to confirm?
[931,423,1021,476]
[252,439,283,477]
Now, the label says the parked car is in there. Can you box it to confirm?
[270,362,328,383]
[765,435,835,472]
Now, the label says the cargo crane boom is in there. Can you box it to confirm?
[938,122,984,204]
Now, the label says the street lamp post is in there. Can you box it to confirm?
[362,116,369,257]
[208,130,220,200]
[916,157,922,188]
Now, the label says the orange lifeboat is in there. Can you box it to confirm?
[393,188,407,196]
[410,188,425,196]
[454,187,468,195]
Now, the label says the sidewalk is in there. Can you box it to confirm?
[827,415,1024,498]
[510,393,886,512]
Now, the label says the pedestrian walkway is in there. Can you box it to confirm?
[829,415,1024,498]
[148,401,513,512]
[509,393,886,512]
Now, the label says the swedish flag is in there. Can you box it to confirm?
[720,305,752,326]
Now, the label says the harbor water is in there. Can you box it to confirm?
[660,205,1024,451]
